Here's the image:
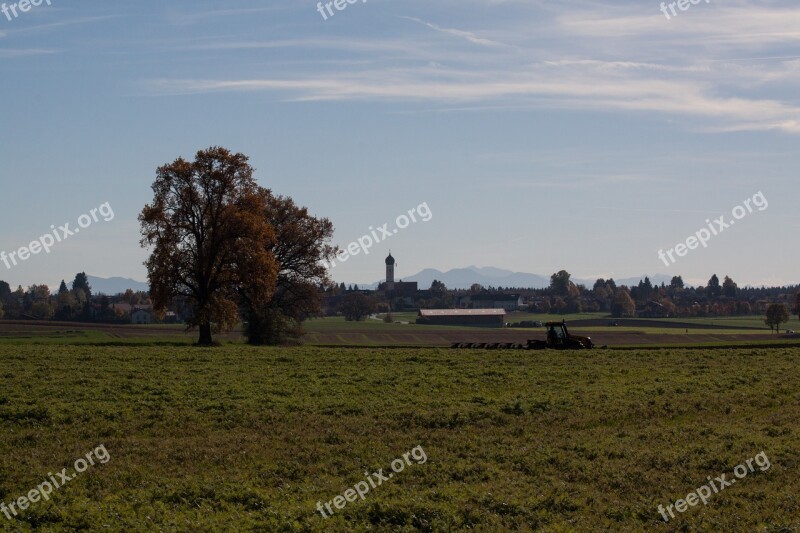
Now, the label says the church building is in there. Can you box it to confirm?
[379,252,418,300]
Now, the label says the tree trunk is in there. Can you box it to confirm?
[198,323,213,346]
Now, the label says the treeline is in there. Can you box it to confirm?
[319,271,799,329]
[0,273,150,323]
[528,271,798,319]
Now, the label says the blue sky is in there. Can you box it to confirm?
[1,0,798,290]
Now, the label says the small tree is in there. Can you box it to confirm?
[72,272,92,299]
[722,276,738,298]
[796,293,800,321]
[69,273,92,321]
[539,298,551,313]
[612,290,636,318]
[27,285,53,320]
[550,270,572,296]
[765,304,789,334]
[341,293,375,321]
[55,289,76,321]
[707,274,721,298]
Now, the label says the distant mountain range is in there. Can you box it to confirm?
[356,266,674,290]
[87,276,149,295]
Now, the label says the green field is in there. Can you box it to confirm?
[0,344,798,531]
[2,315,798,353]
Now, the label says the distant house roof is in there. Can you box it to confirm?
[419,309,506,317]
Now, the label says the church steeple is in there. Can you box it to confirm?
[385,251,395,286]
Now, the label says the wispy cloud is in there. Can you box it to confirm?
[147,59,800,133]
[401,16,506,47]
[12,15,119,34]
[555,4,800,52]
[0,48,54,57]
[141,1,800,134]
[166,6,288,26]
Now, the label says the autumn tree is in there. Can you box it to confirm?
[722,276,738,298]
[550,270,572,296]
[55,281,76,321]
[639,277,653,299]
[538,298,551,313]
[3,286,24,319]
[0,280,11,304]
[707,274,721,298]
[244,193,336,345]
[341,292,375,321]
[72,272,92,299]
[796,293,800,321]
[0,281,9,320]
[430,280,447,297]
[612,289,636,318]
[27,285,53,320]
[65,273,92,321]
[140,147,278,345]
[764,304,789,334]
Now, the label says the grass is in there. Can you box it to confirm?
[507,312,799,330]
[0,329,109,344]
[505,312,609,323]
[563,327,768,335]
[0,344,798,531]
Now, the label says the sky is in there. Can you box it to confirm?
[1,0,799,290]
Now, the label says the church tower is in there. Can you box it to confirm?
[385,252,395,290]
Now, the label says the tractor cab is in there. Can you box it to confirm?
[544,320,594,349]
[546,322,567,345]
